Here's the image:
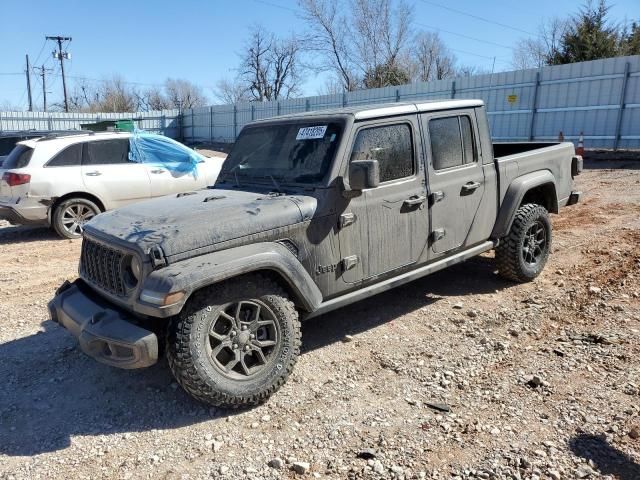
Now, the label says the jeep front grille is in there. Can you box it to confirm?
[80,238,127,297]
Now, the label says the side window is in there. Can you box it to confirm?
[46,144,82,167]
[84,139,130,165]
[460,116,476,164]
[429,115,476,170]
[350,124,413,183]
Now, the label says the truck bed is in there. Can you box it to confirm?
[494,141,576,211]
[493,142,560,159]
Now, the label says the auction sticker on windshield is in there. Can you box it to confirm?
[296,125,328,140]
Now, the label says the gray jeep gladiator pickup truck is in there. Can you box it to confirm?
[49,99,582,407]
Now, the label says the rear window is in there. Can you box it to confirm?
[46,143,83,167]
[2,145,34,169]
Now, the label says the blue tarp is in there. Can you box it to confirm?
[128,130,202,177]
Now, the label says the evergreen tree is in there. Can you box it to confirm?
[550,0,620,65]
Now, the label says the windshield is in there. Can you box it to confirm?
[2,145,34,169]
[219,121,343,184]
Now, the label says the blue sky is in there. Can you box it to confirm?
[1,0,638,110]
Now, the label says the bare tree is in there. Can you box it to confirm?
[299,0,358,91]
[214,78,251,104]
[164,78,208,110]
[411,32,457,82]
[299,0,413,90]
[511,18,568,68]
[236,26,303,101]
[138,86,172,111]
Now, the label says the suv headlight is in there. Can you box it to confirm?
[123,255,142,288]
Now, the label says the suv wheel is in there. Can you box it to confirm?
[52,198,101,239]
[167,274,301,408]
[496,203,551,282]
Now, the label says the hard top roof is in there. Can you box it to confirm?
[256,99,484,122]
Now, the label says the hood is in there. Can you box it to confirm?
[86,188,317,258]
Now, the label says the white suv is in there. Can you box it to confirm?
[0,131,223,238]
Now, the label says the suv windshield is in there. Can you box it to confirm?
[219,121,343,185]
[2,145,34,169]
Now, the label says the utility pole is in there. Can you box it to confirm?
[34,65,53,112]
[25,54,33,111]
[46,35,72,112]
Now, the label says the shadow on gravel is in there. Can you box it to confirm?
[0,225,61,245]
[0,256,512,456]
[0,320,207,456]
[569,433,640,480]
[302,255,512,352]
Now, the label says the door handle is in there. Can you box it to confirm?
[403,195,427,207]
[85,171,102,176]
[150,169,165,174]
[461,181,481,193]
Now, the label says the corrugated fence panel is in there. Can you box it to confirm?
[2,57,638,148]
[0,109,181,138]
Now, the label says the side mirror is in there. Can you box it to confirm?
[347,159,380,191]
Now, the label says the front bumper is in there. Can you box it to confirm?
[48,280,158,369]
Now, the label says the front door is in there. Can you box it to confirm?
[421,111,485,255]
[339,117,429,283]
[81,138,151,209]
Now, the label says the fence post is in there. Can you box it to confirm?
[233,105,238,141]
[396,89,400,102]
[305,99,310,112]
[528,70,541,141]
[613,61,630,151]
[209,107,214,142]
[277,101,281,116]
[342,92,347,107]
[190,110,195,142]
[251,104,255,121]
[47,114,53,131]
[450,80,456,99]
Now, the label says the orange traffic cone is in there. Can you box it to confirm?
[576,131,585,156]
[558,131,564,142]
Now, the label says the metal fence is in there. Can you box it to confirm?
[1,56,638,149]
[182,55,640,149]
[0,110,181,138]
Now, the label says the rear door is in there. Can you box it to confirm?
[421,111,485,256]
[81,138,151,209]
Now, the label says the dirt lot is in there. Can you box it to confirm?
[1,160,639,480]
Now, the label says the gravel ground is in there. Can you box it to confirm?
[1,159,639,480]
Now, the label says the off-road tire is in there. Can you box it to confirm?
[496,203,551,283]
[166,274,301,408]
[52,197,101,239]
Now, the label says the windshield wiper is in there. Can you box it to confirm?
[266,175,282,193]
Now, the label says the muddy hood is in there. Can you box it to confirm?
[85,189,316,259]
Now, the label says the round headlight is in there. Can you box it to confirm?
[130,256,142,281]
[123,255,142,289]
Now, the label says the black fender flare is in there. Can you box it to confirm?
[138,242,323,316]
[491,170,557,240]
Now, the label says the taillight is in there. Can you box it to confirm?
[2,172,31,186]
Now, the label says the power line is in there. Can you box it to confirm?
[32,39,49,66]
[418,0,537,36]
[415,22,516,50]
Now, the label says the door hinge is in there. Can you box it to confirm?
[342,255,359,271]
[429,191,445,205]
[339,212,356,229]
[431,228,446,242]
